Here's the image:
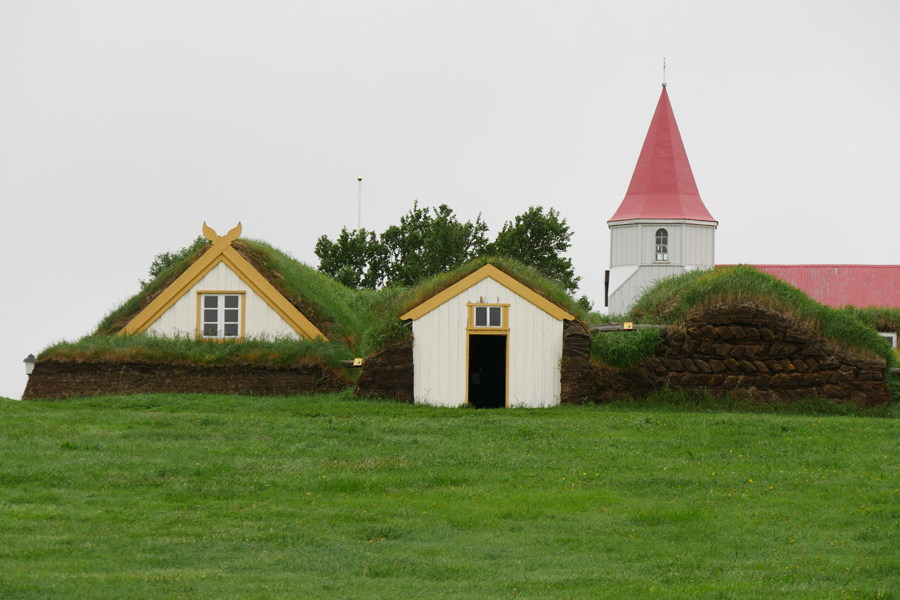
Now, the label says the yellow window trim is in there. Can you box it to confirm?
[400,264,573,322]
[196,291,246,340]
[122,224,326,340]
[466,303,510,332]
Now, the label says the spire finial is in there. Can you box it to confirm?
[662,57,667,88]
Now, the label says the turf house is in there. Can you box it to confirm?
[21,223,355,400]
[124,222,326,342]
[399,264,576,408]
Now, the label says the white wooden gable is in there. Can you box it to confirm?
[147,262,303,340]
[401,265,574,408]
[124,223,325,341]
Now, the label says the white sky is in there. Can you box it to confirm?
[2,1,898,400]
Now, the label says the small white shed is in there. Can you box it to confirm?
[400,264,575,408]
[123,223,325,341]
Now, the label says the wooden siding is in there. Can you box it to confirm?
[608,220,715,313]
[608,264,687,315]
[147,262,301,339]
[411,277,564,408]
[683,224,715,267]
[610,224,640,267]
[641,224,681,265]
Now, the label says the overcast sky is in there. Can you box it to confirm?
[2,1,898,400]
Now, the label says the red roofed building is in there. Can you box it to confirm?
[606,84,717,314]
[748,265,900,309]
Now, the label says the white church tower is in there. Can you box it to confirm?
[605,84,717,314]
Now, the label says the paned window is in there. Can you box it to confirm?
[474,305,503,328]
[655,228,669,262]
[468,303,509,331]
[201,294,242,338]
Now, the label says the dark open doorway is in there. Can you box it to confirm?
[468,334,507,408]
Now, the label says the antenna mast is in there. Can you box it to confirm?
[357,176,363,230]
[662,57,667,88]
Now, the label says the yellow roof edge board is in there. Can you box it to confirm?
[122,223,326,341]
[219,247,327,341]
[400,264,575,322]
[122,237,232,335]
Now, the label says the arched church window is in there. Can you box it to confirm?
[655,229,668,262]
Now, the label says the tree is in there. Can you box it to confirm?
[140,236,210,288]
[314,203,580,293]
[380,203,489,287]
[489,206,580,293]
[314,228,385,289]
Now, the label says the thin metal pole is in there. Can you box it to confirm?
[357,176,362,230]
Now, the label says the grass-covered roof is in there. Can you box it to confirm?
[629,265,898,367]
[40,239,585,367]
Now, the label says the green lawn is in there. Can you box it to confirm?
[1,393,898,599]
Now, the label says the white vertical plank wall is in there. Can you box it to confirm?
[411,277,564,408]
[147,262,301,340]
[608,221,716,314]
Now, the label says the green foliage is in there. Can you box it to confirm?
[315,203,489,289]
[356,286,415,352]
[590,328,662,367]
[314,227,385,289]
[576,295,593,312]
[315,203,582,294]
[140,236,211,288]
[630,265,897,367]
[2,394,899,597]
[488,206,579,293]
[381,203,489,287]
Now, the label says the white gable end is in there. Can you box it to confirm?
[147,261,301,340]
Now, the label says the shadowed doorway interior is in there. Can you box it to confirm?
[468,335,507,408]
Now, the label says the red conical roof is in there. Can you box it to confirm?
[608,86,716,223]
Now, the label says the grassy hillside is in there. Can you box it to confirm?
[1,393,898,599]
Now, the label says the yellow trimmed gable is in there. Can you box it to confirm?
[400,264,574,322]
[122,223,326,340]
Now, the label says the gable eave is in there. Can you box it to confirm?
[400,264,575,322]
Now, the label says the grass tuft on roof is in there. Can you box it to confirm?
[396,256,583,320]
[39,333,353,371]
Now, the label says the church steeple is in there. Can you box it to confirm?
[605,84,717,314]
[608,86,716,223]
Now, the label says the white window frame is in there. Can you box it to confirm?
[197,292,245,339]
[655,228,669,262]
[878,331,897,349]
